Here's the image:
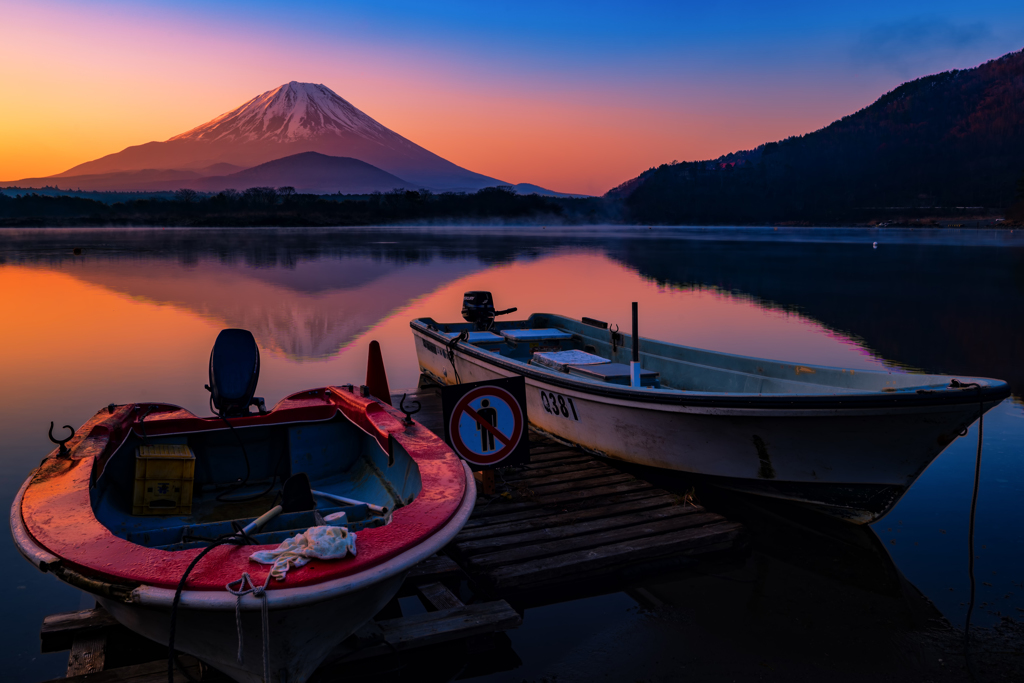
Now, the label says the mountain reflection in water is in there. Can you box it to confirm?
[1,227,1021,682]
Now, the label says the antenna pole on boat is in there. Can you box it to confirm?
[631,302,641,387]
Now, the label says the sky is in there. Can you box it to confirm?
[1,1,1023,195]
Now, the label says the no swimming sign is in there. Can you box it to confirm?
[441,376,530,469]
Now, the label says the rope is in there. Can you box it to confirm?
[167,529,256,683]
[444,330,468,385]
[961,383,985,681]
[226,572,274,683]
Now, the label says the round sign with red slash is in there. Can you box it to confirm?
[447,385,524,466]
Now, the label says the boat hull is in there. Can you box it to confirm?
[11,386,476,683]
[99,572,405,683]
[412,325,998,524]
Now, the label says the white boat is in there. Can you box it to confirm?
[411,292,1008,524]
[11,330,475,683]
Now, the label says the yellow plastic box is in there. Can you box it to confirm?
[133,444,195,515]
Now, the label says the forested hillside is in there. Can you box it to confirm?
[615,49,1024,224]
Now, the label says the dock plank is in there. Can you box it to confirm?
[461,488,670,529]
[527,449,592,464]
[502,460,608,481]
[324,601,522,664]
[468,512,724,569]
[455,493,681,542]
[487,522,745,590]
[456,504,706,555]
[66,631,107,677]
[404,554,463,583]
[42,608,120,653]
[509,467,626,490]
[416,582,463,611]
[533,479,653,505]
[43,657,204,683]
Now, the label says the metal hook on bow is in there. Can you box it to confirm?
[400,393,421,425]
[610,323,621,353]
[48,421,75,458]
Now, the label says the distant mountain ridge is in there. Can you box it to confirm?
[613,48,1024,223]
[184,152,411,194]
[8,82,506,192]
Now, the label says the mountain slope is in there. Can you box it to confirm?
[42,82,505,191]
[615,49,1024,222]
[185,152,411,194]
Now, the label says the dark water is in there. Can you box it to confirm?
[2,226,1022,681]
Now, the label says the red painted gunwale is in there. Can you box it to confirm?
[19,387,466,592]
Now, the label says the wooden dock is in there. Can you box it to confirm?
[39,556,520,682]
[396,385,746,601]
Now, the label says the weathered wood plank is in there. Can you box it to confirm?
[527,445,582,457]
[43,657,204,683]
[470,475,651,520]
[528,449,590,463]
[67,631,107,676]
[456,504,706,555]
[41,607,120,653]
[379,601,522,648]
[455,493,681,542]
[325,601,522,664]
[405,554,463,583]
[461,488,668,528]
[468,512,724,569]
[533,479,653,505]
[506,465,622,490]
[488,522,745,590]
[502,460,607,482]
[526,472,635,492]
[469,498,543,518]
[416,581,464,611]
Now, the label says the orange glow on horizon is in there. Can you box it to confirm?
[0,4,870,195]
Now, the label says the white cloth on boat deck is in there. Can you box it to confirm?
[249,526,357,581]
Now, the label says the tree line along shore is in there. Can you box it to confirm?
[0,183,1021,228]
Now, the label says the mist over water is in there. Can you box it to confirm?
[2,226,1022,681]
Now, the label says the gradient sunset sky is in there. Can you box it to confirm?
[2,1,1023,195]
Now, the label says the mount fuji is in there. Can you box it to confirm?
[16,82,507,192]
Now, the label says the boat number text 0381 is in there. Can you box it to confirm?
[540,391,580,421]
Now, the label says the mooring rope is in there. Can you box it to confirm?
[226,571,274,683]
[961,382,985,682]
[445,329,468,385]
[167,528,257,683]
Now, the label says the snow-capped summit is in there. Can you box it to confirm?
[170,82,391,144]
[46,82,505,191]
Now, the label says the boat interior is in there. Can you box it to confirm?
[92,415,421,551]
[418,307,974,396]
[91,328,421,551]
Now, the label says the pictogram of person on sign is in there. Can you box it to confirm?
[476,399,497,451]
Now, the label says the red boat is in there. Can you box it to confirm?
[11,330,475,683]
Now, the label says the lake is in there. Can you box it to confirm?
[2,226,1022,681]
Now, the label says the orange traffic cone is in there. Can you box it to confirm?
[365,340,392,406]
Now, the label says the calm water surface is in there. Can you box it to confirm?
[2,226,1022,681]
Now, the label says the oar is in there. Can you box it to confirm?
[311,489,388,515]
[241,505,283,536]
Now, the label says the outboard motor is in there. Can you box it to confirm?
[461,291,517,330]
[206,328,265,417]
